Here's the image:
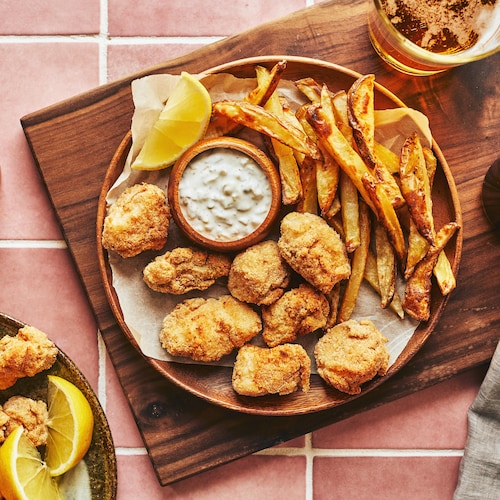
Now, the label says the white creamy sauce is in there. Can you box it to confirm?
[178,148,272,241]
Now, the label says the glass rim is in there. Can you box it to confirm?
[371,0,500,66]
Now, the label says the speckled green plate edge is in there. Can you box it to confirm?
[0,312,117,500]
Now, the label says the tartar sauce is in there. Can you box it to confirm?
[178,148,272,242]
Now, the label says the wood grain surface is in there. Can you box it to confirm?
[21,0,500,485]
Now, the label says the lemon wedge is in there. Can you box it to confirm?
[0,426,61,500]
[131,71,212,170]
[44,375,94,477]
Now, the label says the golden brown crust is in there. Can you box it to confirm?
[232,343,311,396]
[277,212,351,294]
[0,326,58,390]
[143,246,231,294]
[102,182,170,258]
[160,295,262,362]
[228,240,291,306]
[262,284,329,347]
[0,396,49,447]
[314,319,389,395]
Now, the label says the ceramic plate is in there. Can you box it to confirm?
[0,313,117,500]
[96,56,462,416]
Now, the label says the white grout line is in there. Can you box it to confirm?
[0,240,67,248]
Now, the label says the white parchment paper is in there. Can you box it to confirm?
[104,72,432,372]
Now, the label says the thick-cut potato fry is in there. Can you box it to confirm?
[374,141,400,175]
[375,222,396,308]
[326,283,341,329]
[403,222,459,321]
[399,132,435,244]
[260,72,303,205]
[305,104,375,212]
[246,60,287,105]
[361,175,406,263]
[405,218,430,279]
[297,155,318,214]
[205,60,287,138]
[373,164,405,208]
[433,250,456,295]
[212,100,320,159]
[423,146,437,186]
[338,201,371,322]
[364,251,405,318]
[340,170,360,253]
[316,144,340,215]
[330,90,355,143]
[295,77,322,103]
[347,74,377,168]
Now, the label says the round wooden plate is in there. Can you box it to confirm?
[0,313,117,499]
[96,56,462,416]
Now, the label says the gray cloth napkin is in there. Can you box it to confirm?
[454,339,500,499]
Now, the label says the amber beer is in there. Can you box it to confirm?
[368,0,500,75]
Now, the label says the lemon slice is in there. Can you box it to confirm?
[45,375,94,477]
[0,426,61,500]
[131,72,212,170]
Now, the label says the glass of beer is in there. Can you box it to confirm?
[368,0,500,76]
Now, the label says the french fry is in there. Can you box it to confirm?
[260,73,303,205]
[423,145,437,186]
[316,144,340,215]
[361,175,406,263]
[374,141,400,175]
[330,90,355,143]
[295,77,322,104]
[305,104,375,212]
[399,132,435,244]
[296,155,318,214]
[433,250,456,295]
[338,201,371,322]
[403,222,459,321]
[339,170,361,253]
[205,60,287,138]
[326,282,341,329]
[364,251,405,318]
[373,163,405,208]
[347,74,377,168]
[375,222,396,308]
[405,218,430,279]
[212,100,320,159]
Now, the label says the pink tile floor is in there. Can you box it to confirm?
[0,1,490,498]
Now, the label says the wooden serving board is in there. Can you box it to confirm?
[21,0,500,486]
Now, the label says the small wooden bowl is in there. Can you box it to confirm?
[168,136,282,252]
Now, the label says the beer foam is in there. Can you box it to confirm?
[382,0,498,52]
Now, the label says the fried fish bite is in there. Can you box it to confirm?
[0,396,49,447]
[277,212,351,294]
[102,182,170,258]
[227,240,291,306]
[160,295,262,362]
[143,246,231,294]
[262,284,330,347]
[314,319,390,395]
[232,343,311,396]
[0,326,58,390]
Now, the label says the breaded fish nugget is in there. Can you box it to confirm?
[232,344,311,396]
[0,326,57,390]
[160,295,262,362]
[228,240,291,306]
[262,284,329,347]
[102,182,170,258]
[0,396,49,447]
[314,319,389,395]
[277,212,351,294]
[143,246,231,294]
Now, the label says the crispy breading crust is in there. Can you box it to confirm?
[228,240,291,306]
[160,295,262,362]
[314,319,389,395]
[232,344,311,396]
[143,246,231,294]
[102,182,170,258]
[0,326,58,390]
[262,283,329,347]
[0,396,49,447]
[277,212,351,294]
